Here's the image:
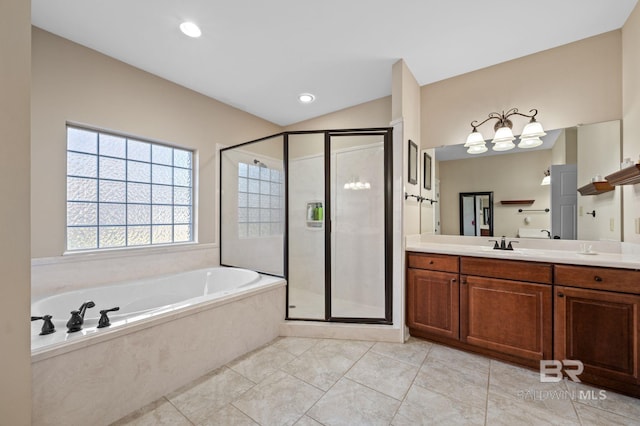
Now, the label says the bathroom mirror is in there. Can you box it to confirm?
[408,140,417,184]
[421,120,622,241]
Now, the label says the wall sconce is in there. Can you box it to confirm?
[464,108,546,154]
[541,169,551,185]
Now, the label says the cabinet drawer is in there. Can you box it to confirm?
[460,257,552,284]
[407,253,459,273]
[555,265,640,294]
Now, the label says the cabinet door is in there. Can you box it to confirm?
[407,268,459,340]
[460,275,552,361]
[555,286,640,384]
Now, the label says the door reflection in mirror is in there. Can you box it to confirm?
[459,192,494,236]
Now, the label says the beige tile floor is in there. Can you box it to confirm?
[112,337,640,426]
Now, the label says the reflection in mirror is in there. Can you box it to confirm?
[420,120,621,241]
[459,192,493,236]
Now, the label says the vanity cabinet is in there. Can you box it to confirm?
[406,253,553,364]
[406,253,459,340]
[460,257,553,362]
[554,264,640,391]
[407,252,640,397]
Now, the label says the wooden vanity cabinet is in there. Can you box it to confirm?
[554,265,640,392]
[406,253,459,340]
[460,257,553,362]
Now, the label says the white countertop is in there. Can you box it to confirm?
[406,235,640,270]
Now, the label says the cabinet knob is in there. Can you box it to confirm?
[594,276,603,282]
[450,278,457,284]
[429,260,434,265]
[558,293,564,298]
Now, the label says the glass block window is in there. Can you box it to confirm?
[66,126,194,251]
[238,162,283,238]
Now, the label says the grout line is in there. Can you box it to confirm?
[164,396,197,426]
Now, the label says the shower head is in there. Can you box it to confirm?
[253,159,267,168]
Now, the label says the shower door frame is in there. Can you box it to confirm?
[219,127,393,325]
[285,128,393,324]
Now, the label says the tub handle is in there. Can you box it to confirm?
[31,315,56,335]
[97,307,120,329]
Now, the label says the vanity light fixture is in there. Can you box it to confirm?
[298,93,316,104]
[464,108,546,154]
[343,176,370,190]
[180,21,202,38]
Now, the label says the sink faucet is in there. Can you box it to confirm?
[66,301,95,333]
[541,229,551,238]
[488,236,518,251]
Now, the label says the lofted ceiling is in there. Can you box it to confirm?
[32,0,638,126]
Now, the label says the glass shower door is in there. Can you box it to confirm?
[330,133,387,320]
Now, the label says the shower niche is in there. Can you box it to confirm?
[306,201,323,229]
[220,128,392,324]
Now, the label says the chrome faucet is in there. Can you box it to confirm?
[66,301,95,333]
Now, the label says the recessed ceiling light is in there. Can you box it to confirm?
[180,22,202,38]
[298,93,315,104]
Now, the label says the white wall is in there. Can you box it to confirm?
[577,120,622,241]
[622,3,640,244]
[31,28,282,292]
[0,1,32,423]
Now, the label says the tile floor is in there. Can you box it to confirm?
[112,337,640,426]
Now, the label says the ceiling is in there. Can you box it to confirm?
[31,0,638,127]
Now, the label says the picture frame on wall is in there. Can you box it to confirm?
[408,140,418,185]
[423,152,432,190]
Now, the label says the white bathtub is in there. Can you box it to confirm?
[31,267,261,349]
[31,266,286,426]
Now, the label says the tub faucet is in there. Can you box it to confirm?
[66,300,95,333]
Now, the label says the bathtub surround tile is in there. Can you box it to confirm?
[227,344,296,383]
[110,398,191,426]
[344,351,419,400]
[392,385,485,426]
[232,370,324,426]
[369,337,432,366]
[32,284,285,426]
[307,377,401,426]
[167,366,255,424]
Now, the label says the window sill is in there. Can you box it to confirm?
[32,242,218,266]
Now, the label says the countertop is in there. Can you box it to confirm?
[406,235,640,270]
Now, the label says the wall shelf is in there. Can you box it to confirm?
[577,181,614,196]
[500,200,534,205]
[605,164,640,186]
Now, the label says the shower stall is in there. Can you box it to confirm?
[220,128,392,323]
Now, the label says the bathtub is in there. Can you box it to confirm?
[31,266,286,426]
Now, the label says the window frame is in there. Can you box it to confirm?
[65,124,196,252]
